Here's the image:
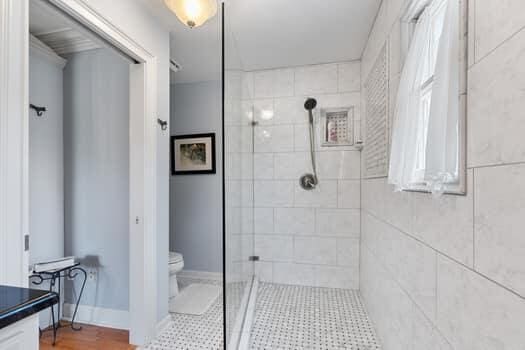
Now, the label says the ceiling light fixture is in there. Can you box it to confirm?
[164,0,218,29]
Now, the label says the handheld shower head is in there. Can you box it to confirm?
[304,98,317,111]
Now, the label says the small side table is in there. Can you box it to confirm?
[29,263,87,345]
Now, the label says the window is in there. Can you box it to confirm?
[388,0,465,195]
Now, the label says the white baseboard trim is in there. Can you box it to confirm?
[62,303,129,330]
[178,270,222,281]
[156,314,172,336]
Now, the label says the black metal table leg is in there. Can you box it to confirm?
[67,267,87,331]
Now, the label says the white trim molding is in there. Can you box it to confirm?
[0,0,29,287]
[62,303,129,330]
[155,314,172,336]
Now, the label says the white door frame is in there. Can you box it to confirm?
[0,0,159,345]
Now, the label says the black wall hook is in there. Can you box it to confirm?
[30,104,47,117]
[157,118,168,131]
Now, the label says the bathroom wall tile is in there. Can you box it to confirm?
[254,207,273,234]
[361,0,388,80]
[254,180,294,208]
[225,126,241,153]
[274,208,315,235]
[337,61,361,93]
[253,68,294,99]
[412,304,453,350]
[294,180,338,208]
[241,180,254,208]
[336,238,360,267]
[318,151,361,179]
[240,153,253,180]
[362,212,436,320]
[359,247,413,350]
[254,125,294,153]
[293,237,337,265]
[241,234,254,260]
[273,262,315,286]
[437,255,525,350]
[241,207,254,235]
[273,97,306,125]
[412,170,474,267]
[295,63,338,96]
[473,0,525,61]
[241,100,254,124]
[225,180,241,208]
[240,126,253,153]
[226,206,241,235]
[314,266,359,289]
[255,235,293,262]
[474,163,525,297]
[293,124,310,152]
[225,153,241,180]
[337,180,361,209]
[273,152,310,180]
[253,99,275,125]
[241,71,254,100]
[382,182,412,234]
[468,27,525,167]
[316,209,360,237]
[316,92,361,120]
[362,178,386,218]
[253,153,273,180]
[254,261,273,282]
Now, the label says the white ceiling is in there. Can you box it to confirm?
[138,0,382,84]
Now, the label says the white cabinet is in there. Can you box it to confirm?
[0,315,39,350]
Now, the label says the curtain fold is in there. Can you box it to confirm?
[388,0,459,195]
[424,0,460,194]
[388,7,434,191]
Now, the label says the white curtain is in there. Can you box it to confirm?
[424,0,460,193]
[388,0,458,193]
[388,6,435,191]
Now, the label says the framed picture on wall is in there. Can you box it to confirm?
[171,133,216,175]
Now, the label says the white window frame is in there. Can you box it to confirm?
[399,0,468,195]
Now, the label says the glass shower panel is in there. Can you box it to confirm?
[223,2,255,348]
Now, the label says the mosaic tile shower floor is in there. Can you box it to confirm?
[249,283,381,350]
[144,281,381,350]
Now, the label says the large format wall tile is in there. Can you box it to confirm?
[255,235,293,262]
[274,208,315,235]
[437,256,525,349]
[412,170,474,267]
[468,27,525,167]
[474,0,525,61]
[337,61,361,93]
[316,209,360,237]
[253,68,294,99]
[295,63,338,96]
[293,237,337,265]
[475,163,525,297]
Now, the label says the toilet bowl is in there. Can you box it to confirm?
[169,252,184,298]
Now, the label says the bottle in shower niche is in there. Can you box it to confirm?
[327,120,338,143]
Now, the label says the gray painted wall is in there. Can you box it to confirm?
[170,81,222,273]
[29,52,64,266]
[29,49,65,329]
[63,48,130,310]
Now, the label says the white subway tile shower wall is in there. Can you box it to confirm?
[360,0,525,349]
[242,61,362,289]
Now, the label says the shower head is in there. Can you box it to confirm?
[304,98,317,111]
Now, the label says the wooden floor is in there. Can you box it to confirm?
[40,322,135,350]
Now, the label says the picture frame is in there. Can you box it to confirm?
[171,133,216,175]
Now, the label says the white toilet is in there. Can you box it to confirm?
[169,251,184,298]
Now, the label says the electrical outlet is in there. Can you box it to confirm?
[88,270,97,282]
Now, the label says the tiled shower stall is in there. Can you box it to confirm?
[224,0,525,348]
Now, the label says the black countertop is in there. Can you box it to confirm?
[0,285,58,329]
